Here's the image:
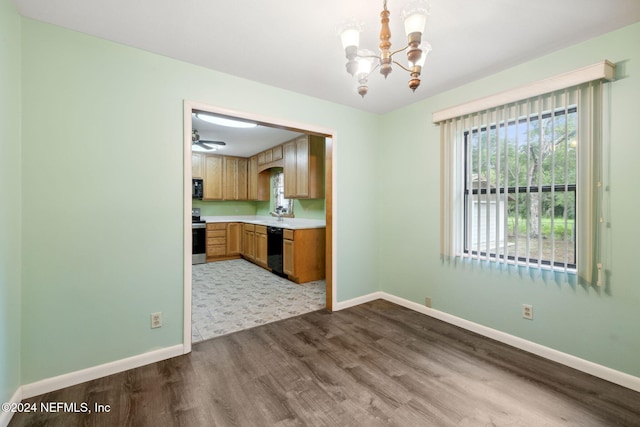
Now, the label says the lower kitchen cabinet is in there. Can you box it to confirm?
[227,223,242,255]
[210,222,327,271]
[206,223,226,259]
[255,225,268,267]
[283,228,325,284]
[207,222,242,261]
[242,224,267,267]
[242,224,256,261]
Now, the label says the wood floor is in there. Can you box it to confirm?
[10,300,640,426]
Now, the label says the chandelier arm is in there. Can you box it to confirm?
[358,53,382,60]
[392,60,413,73]
[389,44,410,58]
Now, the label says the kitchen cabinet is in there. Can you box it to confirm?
[242,224,267,267]
[255,225,268,267]
[192,153,203,179]
[207,222,242,260]
[256,145,285,170]
[282,227,325,283]
[202,154,249,201]
[283,235,294,276]
[223,156,248,200]
[242,223,256,261]
[203,155,223,200]
[258,146,284,166]
[206,223,227,258]
[283,135,324,199]
[248,155,269,201]
[271,145,283,162]
[227,223,242,255]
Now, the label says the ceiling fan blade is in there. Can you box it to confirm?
[199,140,226,146]
[194,141,214,150]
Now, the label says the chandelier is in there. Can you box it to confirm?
[338,0,431,97]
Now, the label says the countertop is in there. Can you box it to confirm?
[201,215,325,230]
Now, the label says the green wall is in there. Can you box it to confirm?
[0,0,22,408]
[193,198,325,220]
[378,23,640,377]
[192,200,257,216]
[20,18,380,384]
[13,7,640,389]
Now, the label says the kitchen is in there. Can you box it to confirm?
[189,108,329,342]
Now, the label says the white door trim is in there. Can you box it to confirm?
[182,100,337,353]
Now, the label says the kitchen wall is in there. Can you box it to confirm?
[192,200,257,216]
[377,22,640,378]
[20,17,380,384]
[0,0,22,412]
[193,164,327,220]
[193,197,325,220]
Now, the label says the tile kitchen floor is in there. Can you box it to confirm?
[192,258,326,343]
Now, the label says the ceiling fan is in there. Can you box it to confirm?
[192,129,226,151]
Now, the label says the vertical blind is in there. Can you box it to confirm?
[438,76,608,286]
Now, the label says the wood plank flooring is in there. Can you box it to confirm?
[9,300,640,426]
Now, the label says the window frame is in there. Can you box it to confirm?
[461,107,578,270]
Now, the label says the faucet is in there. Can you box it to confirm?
[270,206,285,221]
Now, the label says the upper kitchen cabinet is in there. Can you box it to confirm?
[203,154,223,200]
[192,153,204,179]
[284,135,325,199]
[248,155,269,201]
[257,145,284,167]
[223,156,248,200]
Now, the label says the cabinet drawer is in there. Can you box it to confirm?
[207,245,226,256]
[255,225,267,235]
[206,223,227,231]
[208,237,226,245]
[244,223,255,232]
[207,230,226,238]
[283,229,294,240]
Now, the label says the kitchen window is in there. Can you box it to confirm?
[435,62,614,286]
[273,170,293,216]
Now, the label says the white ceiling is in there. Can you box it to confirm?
[13,0,640,114]
[192,112,303,158]
[12,0,640,154]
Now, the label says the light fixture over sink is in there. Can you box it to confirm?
[338,0,431,98]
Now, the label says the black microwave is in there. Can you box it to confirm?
[192,179,203,199]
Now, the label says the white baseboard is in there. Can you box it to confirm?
[21,344,184,399]
[335,292,640,393]
[333,291,385,311]
[0,386,23,427]
[13,292,640,406]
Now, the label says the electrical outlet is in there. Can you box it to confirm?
[425,297,432,308]
[522,304,533,320]
[151,312,162,328]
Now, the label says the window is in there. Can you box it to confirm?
[463,106,577,269]
[435,61,614,285]
[273,170,293,216]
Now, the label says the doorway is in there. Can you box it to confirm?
[182,101,335,352]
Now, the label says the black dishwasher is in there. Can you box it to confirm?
[267,227,285,277]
